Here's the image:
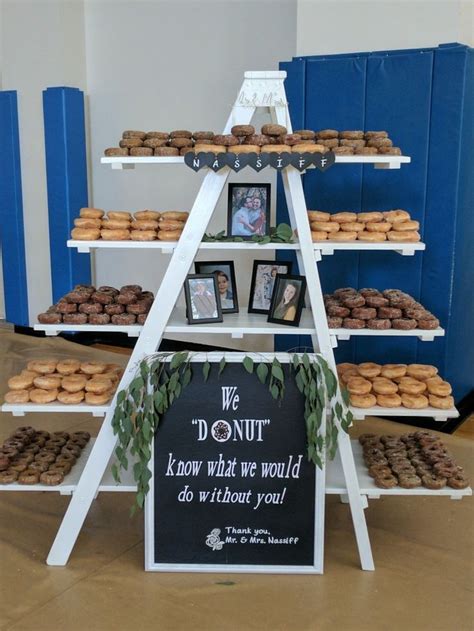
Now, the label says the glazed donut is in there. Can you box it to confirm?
[337,363,357,377]
[340,222,365,232]
[71,228,101,241]
[365,221,392,233]
[29,388,58,403]
[85,378,113,394]
[160,211,189,222]
[374,474,398,489]
[382,210,410,223]
[401,393,429,409]
[398,377,427,394]
[406,364,438,380]
[131,219,160,231]
[381,364,407,379]
[357,212,384,223]
[394,220,420,231]
[8,374,35,390]
[40,471,64,486]
[28,359,57,374]
[350,394,377,408]
[426,379,451,396]
[340,368,361,384]
[157,230,183,241]
[311,231,328,241]
[100,229,130,241]
[387,231,421,242]
[80,207,104,219]
[311,221,340,233]
[330,212,357,223]
[357,231,387,242]
[74,217,102,229]
[158,220,186,231]
[262,144,292,153]
[357,362,381,378]
[134,210,161,221]
[130,230,157,241]
[371,378,398,395]
[61,375,88,393]
[376,394,402,408]
[57,390,85,404]
[331,231,358,241]
[79,361,105,375]
[33,375,62,390]
[85,391,112,405]
[107,211,131,221]
[308,211,330,222]
[101,219,131,231]
[428,394,455,409]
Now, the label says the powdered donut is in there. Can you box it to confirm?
[29,388,59,403]
[401,393,429,409]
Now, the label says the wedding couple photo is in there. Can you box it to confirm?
[227,183,271,239]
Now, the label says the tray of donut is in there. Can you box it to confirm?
[308,209,421,244]
[2,358,123,408]
[0,426,92,488]
[37,284,154,327]
[70,209,189,242]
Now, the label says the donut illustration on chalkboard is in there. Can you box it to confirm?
[205,528,224,551]
[211,420,231,442]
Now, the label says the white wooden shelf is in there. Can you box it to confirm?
[330,326,444,346]
[326,441,471,499]
[0,439,136,494]
[1,401,111,417]
[349,404,459,423]
[101,154,411,171]
[67,239,424,257]
[34,323,142,337]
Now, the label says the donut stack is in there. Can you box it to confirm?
[314,129,401,155]
[3,359,123,406]
[337,362,454,410]
[70,208,189,241]
[325,288,439,330]
[308,210,421,243]
[0,426,90,486]
[359,432,469,490]
[37,284,154,326]
[104,127,402,156]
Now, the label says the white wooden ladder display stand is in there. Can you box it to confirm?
[46,71,374,571]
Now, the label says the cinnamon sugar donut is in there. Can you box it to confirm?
[56,359,81,375]
[3,390,30,404]
[33,375,62,390]
[28,359,57,374]
[7,374,35,390]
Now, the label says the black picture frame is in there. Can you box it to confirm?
[184,274,223,325]
[194,261,239,314]
[227,183,271,240]
[267,274,306,327]
[247,260,294,314]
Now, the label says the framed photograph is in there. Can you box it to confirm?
[267,274,306,327]
[248,260,294,314]
[195,261,239,313]
[184,274,223,324]
[227,183,271,240]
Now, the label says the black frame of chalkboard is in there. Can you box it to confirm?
[267,274,307,327]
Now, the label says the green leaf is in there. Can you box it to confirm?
[243,356,254,373]
[302,353,311,371]
[270,384,279,399]
[218,357,226,376]
[275,223,293,240]
[271,362,284,383]
[130,377,144,393]
[170,351,188,371]
[258,236,271,245]
[136,491,145,509]
[202,361,211,382]
[256,362,269,384]
[182,367,192,388]
[117,390,126,405]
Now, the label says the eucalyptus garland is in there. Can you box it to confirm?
[202,222,294,245]
[111,351,353,512]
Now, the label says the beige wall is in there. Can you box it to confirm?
[296,0,473,56]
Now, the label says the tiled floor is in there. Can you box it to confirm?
[0,331,472,631]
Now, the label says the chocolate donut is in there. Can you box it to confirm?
[88,313,111,325]
[63,313,88,325]
[65,290,93,304]
[351,307,377,320]
[117,291,138,305]
[374,474,398,489]
[342,318,365,329]
[261,124,287,136]
[97,286,119,296]
[79,302,103,314]
[342,295,366,309]
[38,313,63,324]
[398,474,422,489]
[105,303,125,315]
[367,318,391,330]
[111,313,137,325]
[91,291,115,305]
[377,306,402,319]
[126,300,151,315]
[327,305,351,318]
[327,316,343,328]
[365,296,389,308]
[422,474,446,490]
[447,475,470,489]
[57,301,77,314]
[392,318,417,330]
[417,318,440,329]
[243,134,271,146]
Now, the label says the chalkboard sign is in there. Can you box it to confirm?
[145,358,323,573]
